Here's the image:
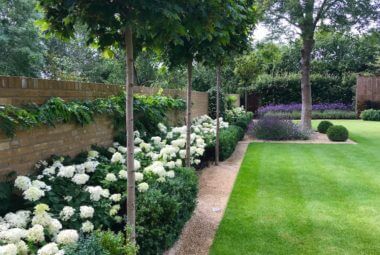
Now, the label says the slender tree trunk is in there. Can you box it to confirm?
[244,87,248,109]
[185,59,193,168]
[215,64,221,165]
[125,27,136,241]
[300,38,314,131]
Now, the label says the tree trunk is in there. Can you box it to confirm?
[125,27,136,242]
[300,38,314,131]
[185,59,193,168]
[244,88,248,109]
[215,64,221,166]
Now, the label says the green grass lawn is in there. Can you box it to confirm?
[210,120,380,255]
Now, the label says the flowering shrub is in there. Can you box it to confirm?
[0,203,77,254]
[251,116,310,140]
[258,103,352,115]
[257,103,355,120]
[1,112,244,254]
[225,106,253,130]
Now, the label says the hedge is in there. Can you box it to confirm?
[248,73,355,105]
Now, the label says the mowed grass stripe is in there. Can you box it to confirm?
[211,121,380,255]
[211,144,315,255]
[293,145,380,254]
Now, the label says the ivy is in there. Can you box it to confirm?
[0,93,185,138]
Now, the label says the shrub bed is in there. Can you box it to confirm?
[251,116,310,140]
[360,109,380,121]
[0,109,249,254]
[327,125,349,142]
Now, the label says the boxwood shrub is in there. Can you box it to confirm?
[136,167,198,255]
[317,121,334,134]
[219,125,244,161]
[360,109,380,121]
[327,125,349,142]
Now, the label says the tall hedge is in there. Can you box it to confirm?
[249,73,355,105]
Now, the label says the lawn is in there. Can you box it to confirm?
[210,120,380,255]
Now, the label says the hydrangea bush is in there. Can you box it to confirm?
[0,114,235,254]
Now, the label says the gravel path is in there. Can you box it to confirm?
[165,137,252,255]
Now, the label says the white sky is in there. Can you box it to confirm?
[252,24,270,41]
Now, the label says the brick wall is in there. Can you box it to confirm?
[0,76,211,177]
[0,76,208,117]
[0,117,114,177]
[356,76,380,113]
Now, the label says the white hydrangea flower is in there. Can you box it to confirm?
[84,161,99,173]
[137,182,149,193]
[47,219,62,235]
[194,159,201,165]
[37,242,59,255]
[15,240,28,255]
[26,224,45,243]
[72,173,90,185]
[157,177,166,183]
[56,229,79,245]
[179,150,186,159]
[75,164,85,174]
[42,167,56,176]
[135,172,144,182]
[118,146,127,154]
[105,173,117,182]
[23,186,45,202]
[175,159,183,168]
[14,176,31,191]
[134,159,141,170]
[4,211,30,228]
[111,152,124,163]
[0,228,27,243]
[110,194,122,202]
[109,205,120,216]
[57,166,75,178]
[88,150,99,159]
[81,221,94,233]
[59,206,75,221]
[86,186,104,201]
[151,136,162,145]
[0,243,18,255]
[80,206,94,219]
[108,147,116,154]
[134,137,143,144]
[158,123,167,133]
[144,161,166,177]
[31,212,52,228]
[165,161,176,169]
[171,139,186,148]
[166,170,175,178]
[139,142,151,152]
[101,189,110,198]
[118,170,128,180]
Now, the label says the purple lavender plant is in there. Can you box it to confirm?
[257,102,352,116]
